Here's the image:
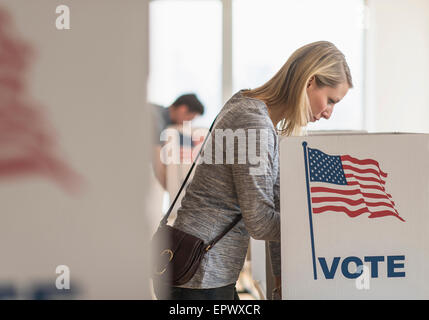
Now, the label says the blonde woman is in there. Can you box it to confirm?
[164,41,353,300]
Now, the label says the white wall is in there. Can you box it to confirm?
[366,0,429,133]
[0,0,151,299]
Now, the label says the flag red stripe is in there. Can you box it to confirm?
[346,180,388,193]
[341,155,387,177]
[344,173,386,185]
[311,185,398,212]
[311,196,396,209]
[310,186,396,206]
[311,186,386,198]
[368,211,406,221]
[312,205,405,221]
[342,165,387,179]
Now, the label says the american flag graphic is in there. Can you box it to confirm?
[307,147,405,222]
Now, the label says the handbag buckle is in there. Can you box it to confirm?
[155,249,174,275]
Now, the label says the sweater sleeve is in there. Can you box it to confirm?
[229,113,280,242]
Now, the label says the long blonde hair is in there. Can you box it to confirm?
[243,41,353,136]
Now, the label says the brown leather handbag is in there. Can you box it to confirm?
[151,116,241,289]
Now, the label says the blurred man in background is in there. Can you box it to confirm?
[151,94,204,189]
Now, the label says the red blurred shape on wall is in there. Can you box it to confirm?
[0,8,82,193]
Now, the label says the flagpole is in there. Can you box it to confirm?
[302,142,317,280]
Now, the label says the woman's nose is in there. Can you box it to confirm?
[322,105,334,119]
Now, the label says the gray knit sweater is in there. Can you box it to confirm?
[173,90,281,289]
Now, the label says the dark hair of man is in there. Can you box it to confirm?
[171,94,205,115]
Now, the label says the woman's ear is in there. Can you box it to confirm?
[307,76,315,88]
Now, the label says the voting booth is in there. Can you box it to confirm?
[280,133,429,299]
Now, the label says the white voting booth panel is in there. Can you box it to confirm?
[280,133,429,299]
[250,238,267,299]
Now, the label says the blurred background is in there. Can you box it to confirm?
[0,0,428,299]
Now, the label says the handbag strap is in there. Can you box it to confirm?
[159,115,218,226]
[158,114,243,251]
[205,215,242,251]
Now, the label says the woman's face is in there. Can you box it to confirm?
[306,77,349,122]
